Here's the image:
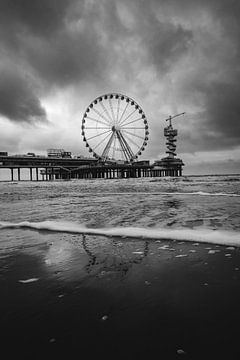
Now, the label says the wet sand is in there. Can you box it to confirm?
[1,236,240,359]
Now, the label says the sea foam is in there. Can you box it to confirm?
[158,191,240,197]
[0,220,239,247]
[82,191,240,197]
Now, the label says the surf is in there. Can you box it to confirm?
[0,220,239,247]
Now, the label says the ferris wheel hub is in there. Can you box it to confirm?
[112,125,120,132]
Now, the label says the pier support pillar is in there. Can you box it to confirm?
[30,168,32,181]
[36,168,39,181]
[11,168,14,181]
[17,168,20,181]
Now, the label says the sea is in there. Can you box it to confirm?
[1,174,240,358]
[0,174,239,250]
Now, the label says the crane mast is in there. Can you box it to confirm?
[165,112,185,127]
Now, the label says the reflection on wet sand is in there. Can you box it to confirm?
[42,233,151,282]
[82,234,149,277]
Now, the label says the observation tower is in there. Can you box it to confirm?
[153,112,185,176]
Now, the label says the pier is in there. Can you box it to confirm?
[0,155,183,181]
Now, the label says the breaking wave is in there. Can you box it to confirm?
[0,221,239,247]
[156,191,240,197]
[71,192,239,197]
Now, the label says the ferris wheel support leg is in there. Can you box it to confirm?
[101,132,115,160]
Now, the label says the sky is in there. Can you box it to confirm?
[0,0,239,175]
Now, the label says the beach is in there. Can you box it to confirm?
[1,233,240,358]
[0,176,240,358]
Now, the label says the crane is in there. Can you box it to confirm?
[165,112,185,127]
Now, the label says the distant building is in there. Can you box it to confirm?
[47,149,72,158]
[135,160,150,166]
[0,152,8,156]
[74,155,85,159]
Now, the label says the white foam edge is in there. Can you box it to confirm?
[0,220,239,248]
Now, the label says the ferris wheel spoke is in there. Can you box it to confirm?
[99,101,113,123]
[121,129,145,140]
[116,97,121,123]
[117,102,129,125]
[85,116,109,127]
[120,127,145,130]
[101,131,115,159]
[108,98,116,124]
[120,117,144,127]
[87,129,112,141]
[122,132,141,149]
[92,131,112,152]
[92,108,111,125]
[119,108,138,126]
[85,127,110,129]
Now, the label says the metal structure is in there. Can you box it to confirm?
[153,112,185,176]
[164,112,185,158]
[81,93,149,162]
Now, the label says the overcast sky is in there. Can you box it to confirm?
[0,0,239,174]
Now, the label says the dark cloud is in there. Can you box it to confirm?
[0,66,47,123]
[0,0,74,38]
[23,26,107,87]
[182,65,240,151]
[155,0,240,152]
[0,0,106,122]
[146,23,192,71]
[0,0,239,159]
[0,0,78,123]
[124,1,193,72]
[0,0,113,90]
[0,0,192,87]
[205,81,240,141]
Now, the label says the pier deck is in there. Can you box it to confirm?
[0,155,182,181]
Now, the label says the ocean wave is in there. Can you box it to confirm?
[0,221,239,247]
[153,191,240,196]
[175,191,240,197]
[69,191,240,197]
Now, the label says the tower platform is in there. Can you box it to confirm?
[153,157,184,177]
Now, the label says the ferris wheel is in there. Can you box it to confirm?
[81,93,149,162]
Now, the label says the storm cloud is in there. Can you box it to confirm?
[0,64,47,123]
[0,0,239,172]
